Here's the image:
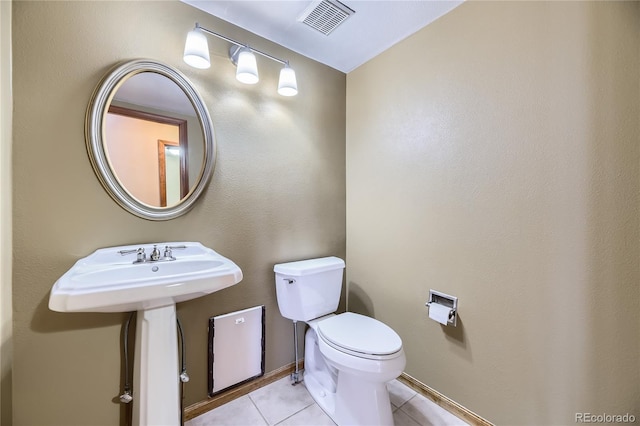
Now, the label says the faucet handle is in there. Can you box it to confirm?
[118,247,146,263]
[163,245,186,260]
[118,248,138,256]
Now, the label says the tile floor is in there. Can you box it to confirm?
[186,376,469,426]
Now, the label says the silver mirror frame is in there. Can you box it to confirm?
[86,59,216,220]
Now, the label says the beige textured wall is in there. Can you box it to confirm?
[12,1,345,425]
[347,1,639,425]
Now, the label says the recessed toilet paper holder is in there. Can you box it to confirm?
[426,290,458,326]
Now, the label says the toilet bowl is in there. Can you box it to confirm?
[308,312,406,425]
[274,257,406,426]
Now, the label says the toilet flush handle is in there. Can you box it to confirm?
[283,278,296,285]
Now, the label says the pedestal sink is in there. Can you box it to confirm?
[49,242,243,426]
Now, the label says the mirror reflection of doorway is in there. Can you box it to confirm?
[158,140,188,207]
[105,105,189,207]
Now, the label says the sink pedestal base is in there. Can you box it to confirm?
[132,304,180,426]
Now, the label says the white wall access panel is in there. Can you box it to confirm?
[208,305,265,396]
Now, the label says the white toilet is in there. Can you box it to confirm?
[274,256,406,426]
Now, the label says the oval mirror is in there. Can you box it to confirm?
[86,59,215,220]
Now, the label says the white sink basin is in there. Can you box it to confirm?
[49,242,243,313]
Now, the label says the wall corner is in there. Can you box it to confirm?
[1,0,13,424]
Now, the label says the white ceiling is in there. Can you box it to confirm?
[114,72,197,117]
[181,0,463,73]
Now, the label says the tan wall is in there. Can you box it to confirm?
[346,1,639,425]
[11,1,345,425]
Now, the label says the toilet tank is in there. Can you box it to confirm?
[274,257,345,321]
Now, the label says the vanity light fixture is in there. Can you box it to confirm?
[231,46,259,85]
[183,28,211,69]
[183,23,298,97]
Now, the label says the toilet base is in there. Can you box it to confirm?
[304,370,394,426]
[334,373,394,426]
[303,370,336,420]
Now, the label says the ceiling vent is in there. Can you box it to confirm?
[297,0,355,36]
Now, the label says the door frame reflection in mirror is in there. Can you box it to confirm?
[107,105,190,207]
[157,139,187,207]
[86,59,215,220]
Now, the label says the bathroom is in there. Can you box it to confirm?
[1,1,638,425]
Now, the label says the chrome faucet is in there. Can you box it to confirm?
[119,244,186,264]
[150,245,161,261]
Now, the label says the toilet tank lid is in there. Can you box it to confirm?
[274,256,345,276]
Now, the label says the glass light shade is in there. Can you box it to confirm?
[278,66,298,96]
[183,29,210,69]
[236,49,259,84]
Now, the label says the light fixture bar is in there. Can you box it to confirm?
[185,23,298,96]
[195,23,287,66]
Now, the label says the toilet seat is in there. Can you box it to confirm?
[317,312,403,361]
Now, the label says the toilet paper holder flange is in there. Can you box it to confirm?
[426,290,458,326]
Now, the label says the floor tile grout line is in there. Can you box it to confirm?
[273,401,318,426]
[393,392,417,411]
[248,393,271,426]
[309,397,337,426]
[397,393,469,426]
[396,394,416,411]
[394,408,423,426]
[249,377,317,426]
[397,395,431,426]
